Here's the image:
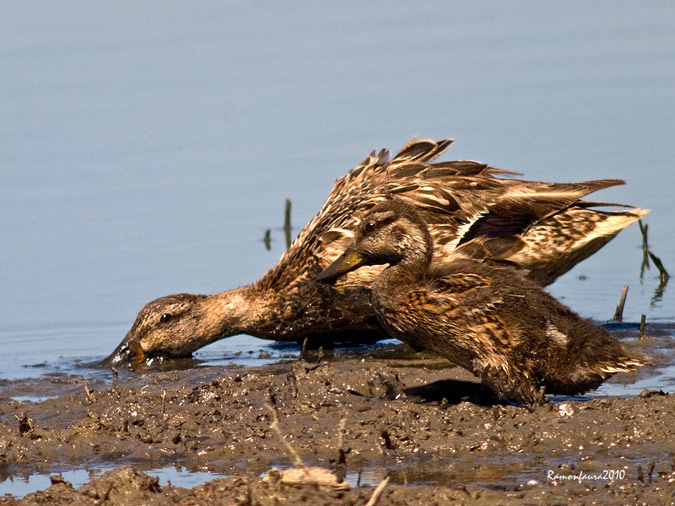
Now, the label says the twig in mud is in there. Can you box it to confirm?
[364,476,390,506]
[84,385,94,404]
[613,285,629,322]
[337,417,347,450]
[111,367,119,388]
[647,461,655,484]
[161,390,167,415]
[265,404,306,470]
[287,371,298,398]
[332,417,348,483]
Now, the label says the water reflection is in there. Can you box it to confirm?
[638,220,670,305]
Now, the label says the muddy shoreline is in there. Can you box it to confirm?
[1,345,674,504]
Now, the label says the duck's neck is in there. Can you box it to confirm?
[373,232,432,309]
[199,284,278,344]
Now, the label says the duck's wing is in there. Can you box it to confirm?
[385,162,647,284]
[307,137,520,268]
[440,179,649,284]
[273,137,646,288]
[302,138,467,267]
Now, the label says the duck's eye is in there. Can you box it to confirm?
[365,222,376,232]
[160,313,173,324]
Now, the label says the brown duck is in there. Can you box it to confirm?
[317,199,653,407]
[102,138,648,366]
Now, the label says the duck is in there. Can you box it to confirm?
[102,137,648,366]
[317,198,653,407]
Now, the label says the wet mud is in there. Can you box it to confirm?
[1,345,674,505]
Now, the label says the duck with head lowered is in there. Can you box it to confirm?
[317,199,653,408]
[102,137,648,366]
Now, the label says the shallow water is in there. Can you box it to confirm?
[0,466,218,500]
[1,1,674,495]
[0,462,387,499]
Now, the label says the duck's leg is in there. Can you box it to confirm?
[475,362,546,409]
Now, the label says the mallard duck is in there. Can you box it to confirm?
[317,199,653,407]
[102,138,648,366]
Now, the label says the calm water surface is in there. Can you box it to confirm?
[2,4,674,381]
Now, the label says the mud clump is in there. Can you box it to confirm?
[0,350,674,505]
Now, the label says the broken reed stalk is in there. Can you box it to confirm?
[648,250,670,283]
[639,220,650,278]
[364,476,391,506]
[639,314,647,340]
[284,199,292,249]
[263,229,271,251]
[265,403,306,470]
[613,285,629,322]
[638,219,670,283]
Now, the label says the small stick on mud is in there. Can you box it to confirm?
[337,417,347,450]
[332,417,348,482]
[647,460,655,484]
[161,390,167,415]
[83,384,94,404]
[287,371,298,398]
[613,285,629,322]
[364,476,390,506]
[265,404,306,470]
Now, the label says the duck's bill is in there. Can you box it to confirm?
[99,332,146,367]
[317,249,365,281]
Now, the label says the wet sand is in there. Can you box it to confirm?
[1,345,673,505]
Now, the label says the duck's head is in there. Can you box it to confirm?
[100,293,208,367]
[317,199,433,281]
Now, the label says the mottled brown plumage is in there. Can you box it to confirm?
[102,137,648,366]
[318,199,653,407]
